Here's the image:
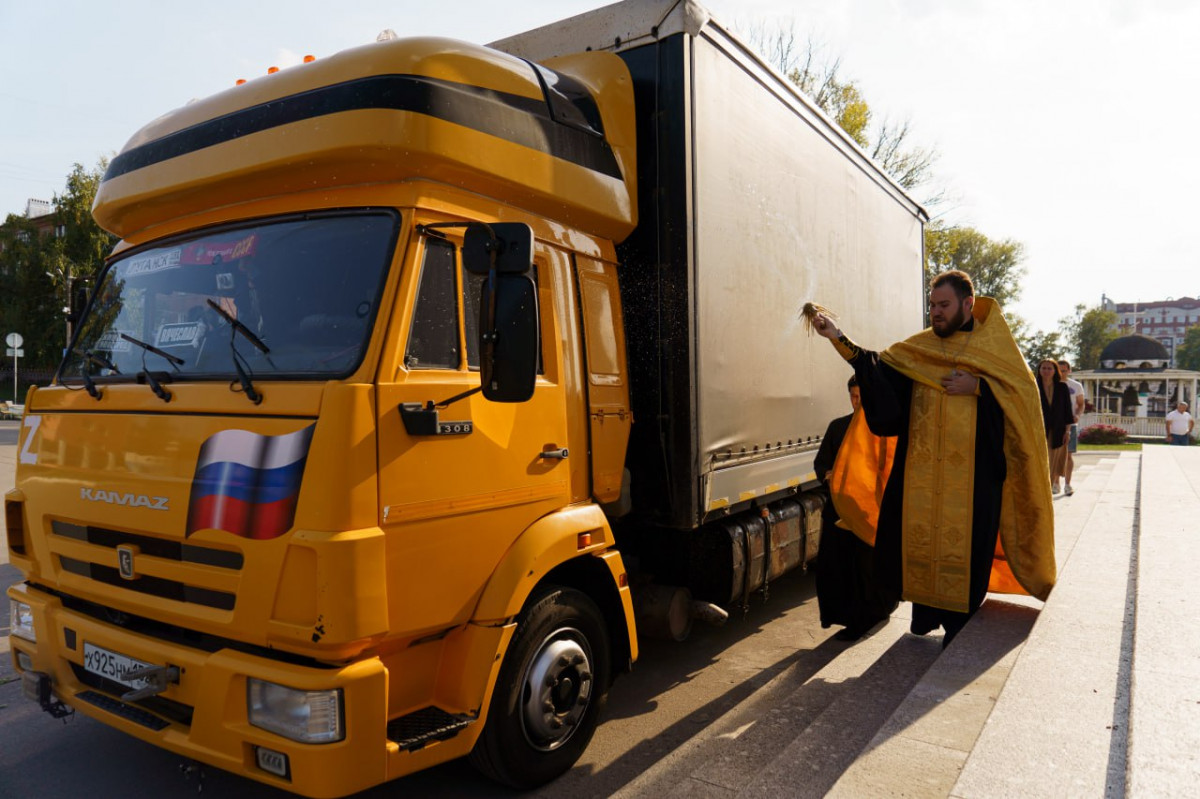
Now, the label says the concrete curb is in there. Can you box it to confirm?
[824,452,1137,799]
[1127,447,1200,795]
[952,452,1139,797]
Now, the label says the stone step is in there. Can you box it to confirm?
[823,451,1140,798]
[614,450,1146,799]
[612,613,940,799]
[823,599,1038,798]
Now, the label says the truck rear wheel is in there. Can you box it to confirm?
[470,585,611,788]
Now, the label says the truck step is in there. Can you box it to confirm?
[387,706,476,751]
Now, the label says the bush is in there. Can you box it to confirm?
[1079,424,1128,445]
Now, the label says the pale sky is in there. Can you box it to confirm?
[2,0,1197,336]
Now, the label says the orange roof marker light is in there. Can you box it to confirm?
[236,54,313,86]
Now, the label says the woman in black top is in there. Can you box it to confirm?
[1037,359,1075,495]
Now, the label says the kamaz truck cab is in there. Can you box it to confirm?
[8,35,639,796]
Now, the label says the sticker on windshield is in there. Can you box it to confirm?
[186,425,315,540]
[94,329,133,353]
[215,273,234,290]
[156,322,202,348]
[182,233,258,266]
[125,249,182,277]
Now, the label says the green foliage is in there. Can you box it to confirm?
[1078,442,1142,451]
[54,161,115,276]
[924,222,1026,311]
[0,159,116,372]
[1011,314,1062,370]
[1176,326,1200,371]
[1079,424,1129,445]
[784,63,871,148]
[1060,304,1119,370]
[0,215,60,368]
[828,82,871,149]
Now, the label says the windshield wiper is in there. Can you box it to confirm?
[120,333,183,402]
[70,348,122,401]
[74,348,121,375]
[70,350,103,400]
[206,299,270,355]
[206,299,270,404]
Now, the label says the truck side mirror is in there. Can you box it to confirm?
[463,222,533,275]
[480,273,538,402]
[463,223,538,403]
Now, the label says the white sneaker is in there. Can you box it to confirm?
[1065,484,1074,496]
[1052,484,1060,495]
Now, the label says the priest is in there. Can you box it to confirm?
[810,270,1056,646]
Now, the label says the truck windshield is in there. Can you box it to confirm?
[63,211,397,383]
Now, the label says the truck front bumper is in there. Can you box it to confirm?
[7,581,396,798]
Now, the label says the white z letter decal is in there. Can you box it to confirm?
[19,414,42,465]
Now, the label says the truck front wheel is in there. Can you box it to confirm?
[470,585,611,788]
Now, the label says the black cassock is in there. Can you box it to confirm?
[814,413,898,636]
[849,338,1007,642]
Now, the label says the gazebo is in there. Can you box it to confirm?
[1072,334,1200,435]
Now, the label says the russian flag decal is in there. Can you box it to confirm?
[186,425,315,539]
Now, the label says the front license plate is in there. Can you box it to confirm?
[82,643,154,690]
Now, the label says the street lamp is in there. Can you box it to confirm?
[46,260,76,349]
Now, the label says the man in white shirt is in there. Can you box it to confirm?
[1166,401,1195,446]
[1058,360,1085,495]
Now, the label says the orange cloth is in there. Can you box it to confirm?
[829,409,896,546]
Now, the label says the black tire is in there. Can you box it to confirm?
[469,585,611,788]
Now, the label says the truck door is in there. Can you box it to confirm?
[376,222,572,634]
[574,255,631,503]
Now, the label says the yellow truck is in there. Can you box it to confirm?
[6,1,924,795]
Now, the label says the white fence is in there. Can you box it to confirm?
[1080,413,1166,438]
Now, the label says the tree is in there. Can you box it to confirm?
[871,118,939,203]
[1176,325,1200,371]
[48,160,117,343]
[1010,314,1062,370]
[0,159,116,372]
[1061,304,1118,370]
[744,23,938,197]
[1023,330,1063,371]
[0,215,59,370]
[924,222,1026,311]
[55,160,114,273]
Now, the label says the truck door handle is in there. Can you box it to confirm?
[539,447,569,460]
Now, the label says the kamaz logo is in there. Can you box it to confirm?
[80,488,169,511]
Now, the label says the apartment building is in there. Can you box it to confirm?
[1102,293,1200,365]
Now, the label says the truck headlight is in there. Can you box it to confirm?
[10,601,35,642]
[247,679,343,743]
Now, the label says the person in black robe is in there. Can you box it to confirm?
[815,376,900,641]
[813,272,1010,647]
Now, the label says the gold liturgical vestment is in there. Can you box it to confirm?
[831,298,1056,611]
